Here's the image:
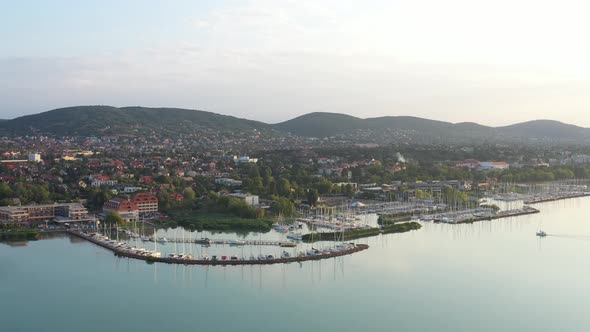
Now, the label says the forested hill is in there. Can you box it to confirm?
[0,106,272,136]
[1,106,589,144]
[274,112,590,143]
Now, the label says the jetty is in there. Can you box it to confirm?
[67,230,369,266]
[523,192,590,204]
[153,237,297,247]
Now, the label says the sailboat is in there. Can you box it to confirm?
[169,227,179,258]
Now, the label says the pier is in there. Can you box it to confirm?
[155,237,297,247]
[67,230,369,266]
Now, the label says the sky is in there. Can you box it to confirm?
[1,0,590,126]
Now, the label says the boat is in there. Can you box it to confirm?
[286,232,303,241]
[306,248,320,256]
[228,239,245,246]
[272,223,289,233]
[536,231,547,237]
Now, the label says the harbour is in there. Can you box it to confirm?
[4,196,590,331]
[67,229,369,265]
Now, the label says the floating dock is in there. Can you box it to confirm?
[68,230,369,266]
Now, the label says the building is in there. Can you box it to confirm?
[233,156,258,164]
[122,186,144,193]
[215,178,243,187]
[90,175,118,187]
[227,193,259,206]
[130,192,158,217]
[28,153,42,162]
[456,159,480,169]
[102,198,139,223]
[0,203,89,225]
[478,161,509,170]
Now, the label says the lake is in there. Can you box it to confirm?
[2,197,590,331]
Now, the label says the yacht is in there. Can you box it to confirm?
[286,232,303,241]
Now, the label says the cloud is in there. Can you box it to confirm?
[2,0,590,125]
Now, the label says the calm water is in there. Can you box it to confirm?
[2,198,590,332]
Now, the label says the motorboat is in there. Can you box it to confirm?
[536,231,547,237]
[286,232,303,241]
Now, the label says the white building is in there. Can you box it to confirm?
[122,186,144,193]
[215,178,243,187]
[28,153,42,162]
[228,193,259,206]
[233,156,258,164]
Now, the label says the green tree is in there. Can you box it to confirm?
[270,195,295,216]
[277,178,291,197]
[104,211,125,226]
[0,183,12,201]
[306,189,320,206]
[183,187,196,201]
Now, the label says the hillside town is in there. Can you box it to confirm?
[2,131,590,229]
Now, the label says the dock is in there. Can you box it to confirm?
[156,237,297,247]
[68,230,369,266]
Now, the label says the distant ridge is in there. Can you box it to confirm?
[1,106,588,143]
[0,106,272,136]
[274,112,590,142]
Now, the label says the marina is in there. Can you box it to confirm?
[67,229,369,265]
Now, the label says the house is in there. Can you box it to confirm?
[139,176,153,184]
[169,193,184,201]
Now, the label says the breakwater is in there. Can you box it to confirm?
[454,206,540,224]
[302,222,422,243]
[524,193,590,204]
[67,230,369,266]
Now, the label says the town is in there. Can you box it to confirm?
[2,129,590,238]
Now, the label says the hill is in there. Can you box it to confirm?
[0,106,272,136]
[274,112,590,143]
[497,120,589,140]
[273,112,367,137]
[1,106,588,144]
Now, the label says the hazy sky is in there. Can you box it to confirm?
[2,0,590,126]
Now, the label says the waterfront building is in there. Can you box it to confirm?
[102,198,139,223]
[0,203,89,225]
[130,192,158,217]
